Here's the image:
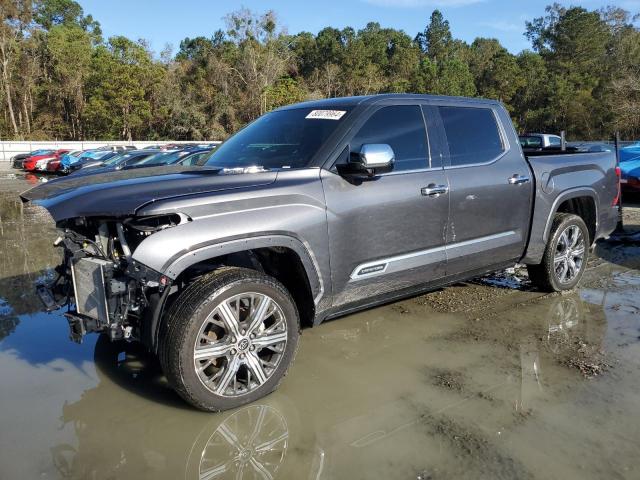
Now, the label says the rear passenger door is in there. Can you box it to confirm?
[433,104,533,275]
[322,104,449,308]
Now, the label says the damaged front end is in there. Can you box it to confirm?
[39,214,181,343]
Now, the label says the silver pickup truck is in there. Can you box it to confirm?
[22,94,621,411]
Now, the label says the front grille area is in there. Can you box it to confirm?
[71,257,110,325]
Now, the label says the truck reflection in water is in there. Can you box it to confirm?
[50,291,605,480]
[51,336,295,480]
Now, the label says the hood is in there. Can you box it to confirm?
[20,165,278,221]
[60,154,80,166]
[620,145,640,163]
[28,154,55,161]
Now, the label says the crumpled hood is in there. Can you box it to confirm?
[20,165,278,221]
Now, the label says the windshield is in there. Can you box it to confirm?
[203,107,351,169]
[102,152,131,166]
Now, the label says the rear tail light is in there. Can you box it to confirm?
[612,166,621,206]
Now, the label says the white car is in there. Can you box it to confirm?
[519,133,563,149]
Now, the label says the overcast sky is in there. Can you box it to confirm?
[79,0,640,55]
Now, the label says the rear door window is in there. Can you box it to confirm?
[439,106,504,167]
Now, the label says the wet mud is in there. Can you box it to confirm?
[1,171,640,479]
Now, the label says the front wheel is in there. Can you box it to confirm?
[527,213,589,292]
[160,267,300,411]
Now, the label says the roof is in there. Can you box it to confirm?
[521,133,561,137]
[276,93,501,111]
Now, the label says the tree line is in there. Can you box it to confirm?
[0,0,638,141]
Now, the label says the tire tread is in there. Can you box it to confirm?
[527,213,589,292]
[160,267,299,411]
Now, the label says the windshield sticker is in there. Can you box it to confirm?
[305,110,346,120]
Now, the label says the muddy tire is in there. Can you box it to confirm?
[159,267,300,412]
[527,213,589,292]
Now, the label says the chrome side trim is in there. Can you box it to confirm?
[446,230,520,259]
[349,230,519,281]
[349,246,445,280]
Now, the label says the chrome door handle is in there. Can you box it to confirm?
[421,184,449,197]
[508,174,530,185]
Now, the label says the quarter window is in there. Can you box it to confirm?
[439,106,504,167]
[350,105,429,171]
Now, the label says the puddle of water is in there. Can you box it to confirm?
[1,176,640,479]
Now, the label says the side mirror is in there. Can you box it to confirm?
[358,144,395,170]
[337,144,395,177]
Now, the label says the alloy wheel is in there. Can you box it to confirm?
[193,292,288,397]
[553,225,585,284]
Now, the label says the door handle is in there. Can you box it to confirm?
[421,184,449,197]
[508,174,530,185]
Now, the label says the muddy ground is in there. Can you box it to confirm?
[1,170,640,480]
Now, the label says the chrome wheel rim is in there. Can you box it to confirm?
[193,292,288,397]
[554,225,585,284]
[197,405,288,480]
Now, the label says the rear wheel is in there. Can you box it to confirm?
[527,213,589,292]
[160,267,300,411]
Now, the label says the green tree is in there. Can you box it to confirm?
[469,38,523,105]
[224,8,294,119]
[0,0,31,137]
[85,37,161,140]
[417,10,452,62]
[45,23,92,138]
[512,51,550,132]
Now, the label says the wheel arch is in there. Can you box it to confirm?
[523,187,599,265]
[543,189,598,245]
[145,235,323,352]
[164,234,323,301]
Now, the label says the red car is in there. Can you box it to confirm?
[23,149,70,172]
[46,157,63,173]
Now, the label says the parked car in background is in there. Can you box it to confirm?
[619,142,640,194]
[69,150,161,176]
[130,147,214,169]
[45,156,64,173]
[72,150,122,170]
[519,133,563,150]
[620,142,640,163]
[177,148,216,166]
[11,149,52,169]
[569,142,615,153]
[58,151,83,173]
[23,94,620,411]
[24,149,70,172]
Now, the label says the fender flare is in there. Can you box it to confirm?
[162,234,324,302]
[542,187,599,243]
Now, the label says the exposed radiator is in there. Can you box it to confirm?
[71,257,111,325]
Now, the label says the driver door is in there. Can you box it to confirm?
[321,104,450,308]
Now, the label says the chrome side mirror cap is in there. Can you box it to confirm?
[357,144,395,170]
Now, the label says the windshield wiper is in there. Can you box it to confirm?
[221,166,269,175]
